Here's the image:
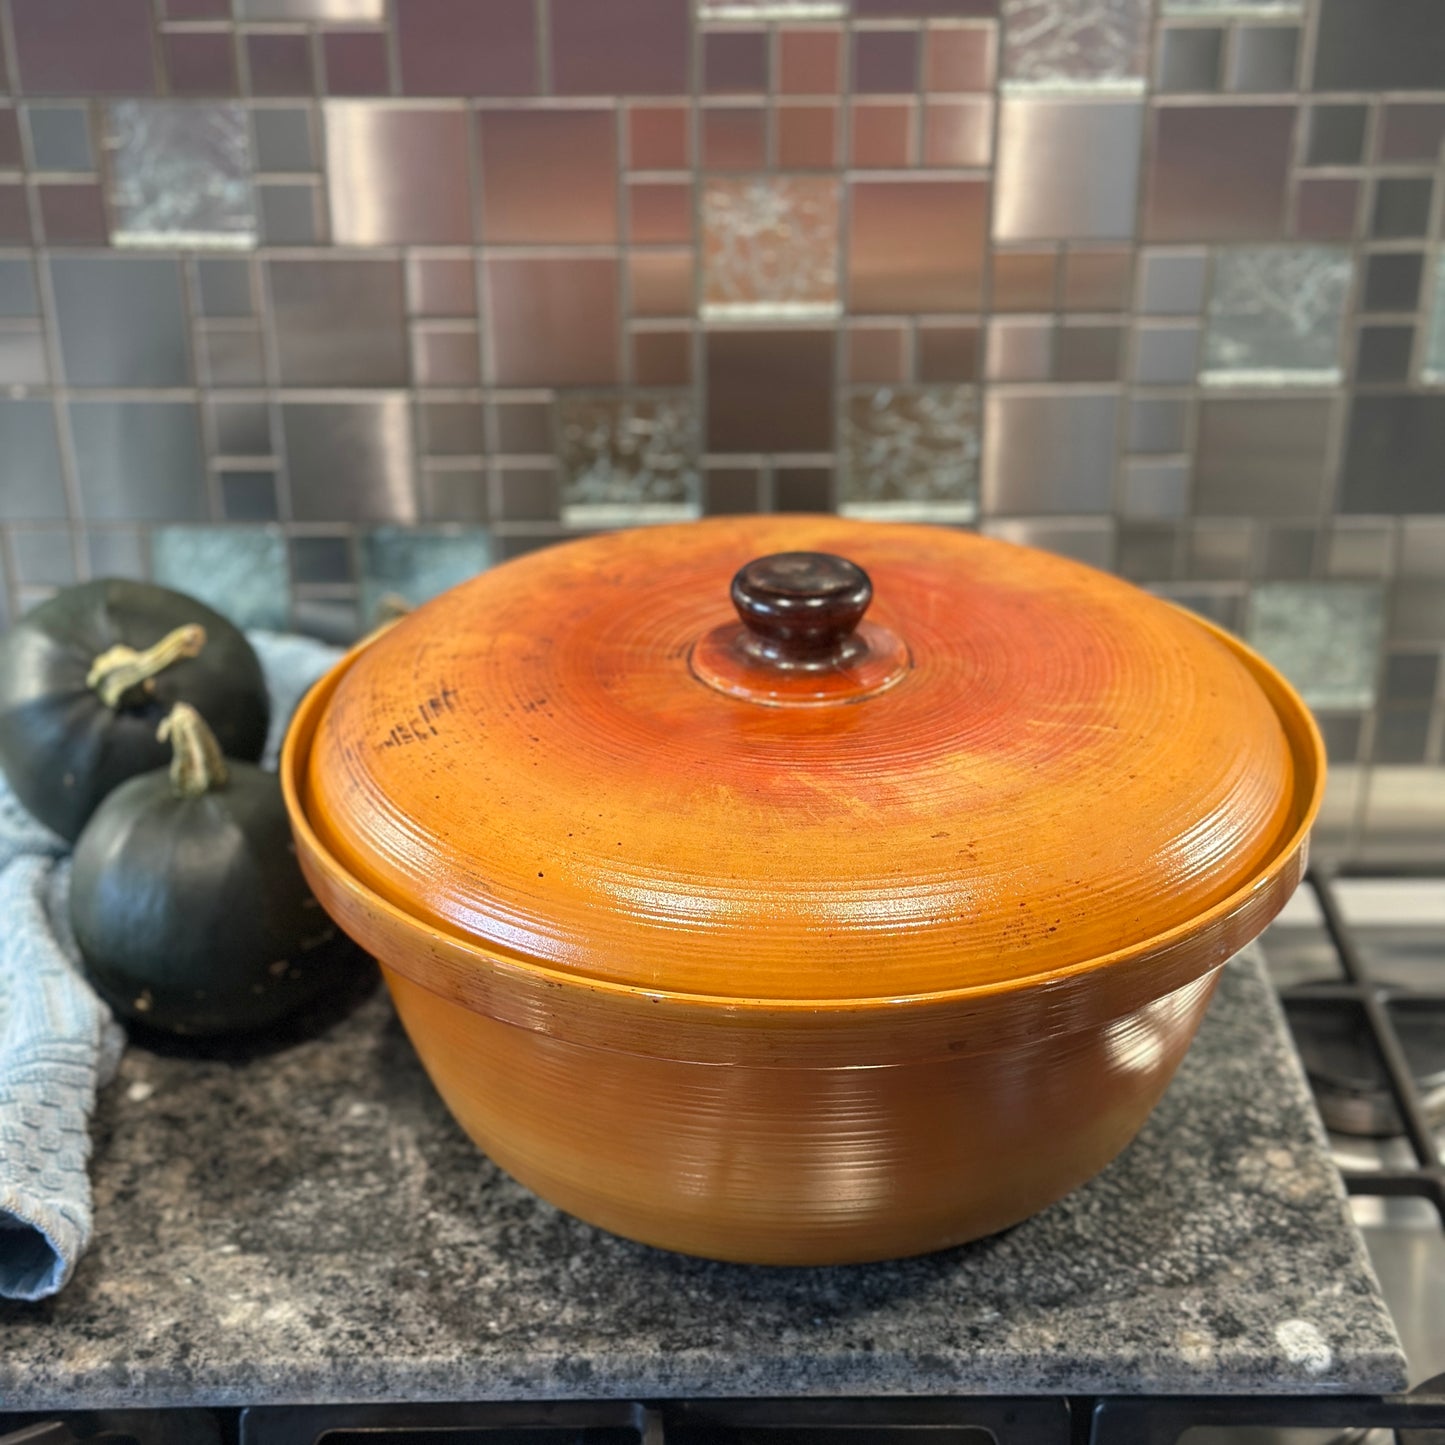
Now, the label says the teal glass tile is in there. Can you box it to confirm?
[1246,581,1386,709]
[358,525,492,624]
[841,385,980,521]
[150,525,290,630]
[1201,246,1351,385]
[557,395,701,526]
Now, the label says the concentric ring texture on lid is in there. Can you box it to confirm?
[302,517,1302,1003]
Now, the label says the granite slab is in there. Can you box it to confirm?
[0,948,1407,1411]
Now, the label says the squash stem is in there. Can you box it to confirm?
[157,702,229,796]
[87,624,206,709]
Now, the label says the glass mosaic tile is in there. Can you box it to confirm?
[1200,246,1351,385]
[1247,581,1385,709]
[999,0,1150,91]
[702,176,840,319]
[1163,0,1301,13]
[106,102,256,249]
[557,394,701,527]
[151,525,289,631]
[840,386,980,522]
[699,1,846,17]
[358,526,492,623]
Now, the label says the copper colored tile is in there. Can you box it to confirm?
[1380,103,1445,163]
[628,105,690,169]
[854,28,921,93]
[1063,248,1131,310]
[407,254,475,316]
[628,181,693,243]
[923,98,991,166]
[493,399,553,454]
[705,327,833,452]
[164,32,238,96]
[552,0,689,97]
[705,31,769,94]
[0,185,30,244]
[246,33,314,95]
[630,250,693,317]
[12,0,156,95]
[322,31,391,95]
[1294,177,1360,241]
[413,325,481,386]
[397,0,536,97]
[479,109,617,244]
[0,112,22,169]
[632,327,693,385]
[925,24,995,91]
[702,107,766,170]
[918,322,979,381]
[777,103,838,168]
[37,183,107,245]
[779,28,843,94]
[1145,104,1294,242]
[848,178,987,312]
[850,101,914,167]
[848,324,908,383]
[270,258,408,386]
[486,256,619,387]
[992,248,1056,310]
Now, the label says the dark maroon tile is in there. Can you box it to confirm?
[164,32,238,96]
[779,28,843,93]
[918,322,979,381]
[398,0,536,97]
[478,108,618,244]
[706,327,833,452]
[1380,103,1445,162]
[1295,177,1359,239]
[552,0,689,96]
[1145,104,1294,241]
[13,0,156,95]
[165,0,230,16]
[485,256,619,386]
[854,29,920,92]
[705,30,769,93]
[702,106,766,169]
[37,183,107,245]
[848,177,987,311]
[0,111,21,169]
[322,31,390,96]
[0,185,30,243]
[246,32,313,96]
[632,327,692,385]
[628,104,690,168]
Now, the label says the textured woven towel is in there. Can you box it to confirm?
[0,629,342,1301]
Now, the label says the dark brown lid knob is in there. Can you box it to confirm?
[730,552,872,669]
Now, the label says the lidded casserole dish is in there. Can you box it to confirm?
[282,516,1324,1264]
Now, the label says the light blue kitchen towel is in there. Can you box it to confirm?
[0,630,343,1301]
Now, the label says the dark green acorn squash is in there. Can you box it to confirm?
[0,578,269,841]
[69,703,358,1036]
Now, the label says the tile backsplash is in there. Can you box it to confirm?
[0,0,1443,858]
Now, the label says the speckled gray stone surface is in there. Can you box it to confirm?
[0,949,1406,1410]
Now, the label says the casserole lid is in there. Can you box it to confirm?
[301,516,1316,1003]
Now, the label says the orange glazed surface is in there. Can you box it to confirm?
[303,516,1303,1002]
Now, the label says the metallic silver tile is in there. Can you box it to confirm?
[84,528,146,581]
[407,254,476,318]
[218,470,279,522]
[27,105,93,171]
[1356,324,1413,385]
[421,399,485,457]
[1426,253,1445,380]
[291,534,353,584]
[238,0,382,18]
[1149,583,1244,634]
[1156,27,1221,93]
[999,0,1150,90]
[196,258,253,318]
[981,389,1119,513]
[151,525,290,630]
[1186,520,1251,580]
[325,103,472,246]
[702,176,840,317]
[1194,397,1331,516]
[1341,395,1445,515]
[200,327,267,387]
[1121,457,1189,518]
[1053,323,1123,381]
[1305,104,1367,166]
[1314,0,1445,90]
[282,398,416,522]
[994,98,1142,240]
[0,400,66,520]
[1247,581,1385,709]
[1315,712,1363,765]
[1164,0,1300,10]
[421,465,489,523]
[292,595,360,644]
[13,527,76,586]
[259,182,322,246]
[1370,177,1433,240]
[1373,708,1432,766]
[1363,252,1423,313]
[1200,246,1351,385]
[1402,519,1445,577]
[51,255,190,387]
[1117,523,1180,582]
[106,102,256,249]
[841,385,980,521]
[982,517,1115,569]
[0,260,38,319]
[496,466,560,523]
[1256,524,1317,580]
[210,399,272,456]
[359,525,493,622]
[1133,321,1199,385]
[252,106,315,171]
[1392,582,1445,643]
[557,394,700,526]
[1383,650,1439,704]
[70,402,207,522]
[1226,25,1299,92]
[986,318,1053,381]
[1137,247,1206,315]
[0,328,49,387]
[268,259,408,388]
[1128,395,1188,454]
[1359,766,1445,857]
[1327,522,1395,580]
